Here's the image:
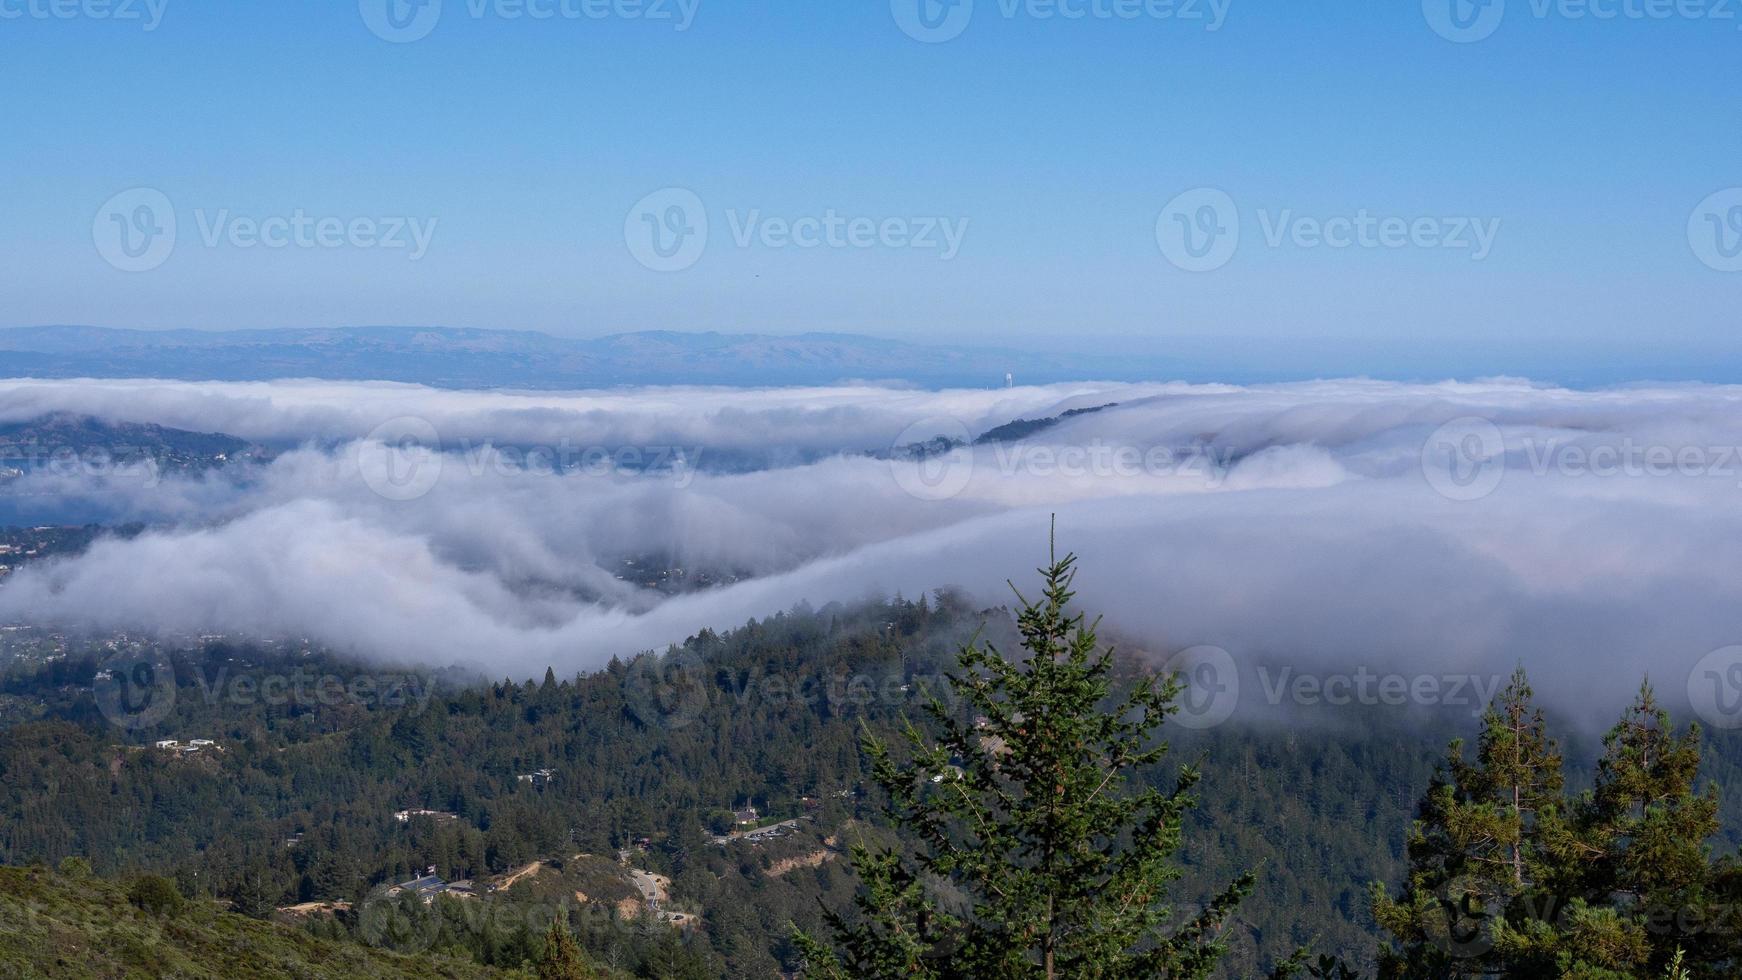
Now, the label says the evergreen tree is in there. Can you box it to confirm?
[1548,683,1728,975]
[536,921,593,980]
[1372,668,1568,977]
[1375,675,1740,978]
[796,537,1253,979]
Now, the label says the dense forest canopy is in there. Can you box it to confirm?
[3,579,1742,977]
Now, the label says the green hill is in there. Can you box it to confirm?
[0,865,525,980]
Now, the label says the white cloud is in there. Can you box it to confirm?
[4,376,1742,719]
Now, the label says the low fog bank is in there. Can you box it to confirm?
[3,376,1741,727]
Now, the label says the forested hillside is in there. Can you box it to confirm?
[0,863,558,979]
[2,594,1739,976]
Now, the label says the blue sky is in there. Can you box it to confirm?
[2,0,1739,377]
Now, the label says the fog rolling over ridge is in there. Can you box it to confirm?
[2,374,1741,725]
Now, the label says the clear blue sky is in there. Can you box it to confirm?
[3,0,1740,376]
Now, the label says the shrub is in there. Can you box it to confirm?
[127,875,184,917]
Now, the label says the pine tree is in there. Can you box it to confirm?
[1588,683,1717,907]
[1374,675,1741,978]
[536,921,593,980]
[1548,683,1727,975]
[1372,668,1567,977]
[796,535,1253,979]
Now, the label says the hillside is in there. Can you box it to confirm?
[0,865,526,980]
[0,413,258,467]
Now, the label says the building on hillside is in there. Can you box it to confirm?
[394,809,458,823]
[385,866,473,903]
[517,767,557,788]
[387,874,447,902]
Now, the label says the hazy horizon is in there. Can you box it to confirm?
[5,3,1739,364]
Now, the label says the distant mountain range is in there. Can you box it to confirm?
[0,326,1154,389]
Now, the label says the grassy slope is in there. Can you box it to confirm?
[0,866,522,980]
